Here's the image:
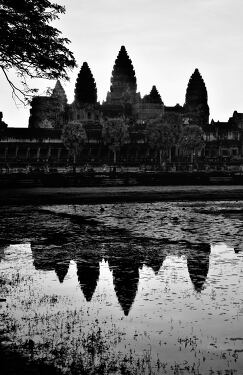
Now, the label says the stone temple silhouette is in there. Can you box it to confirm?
[28,45,209,129]
[2,45,243,167]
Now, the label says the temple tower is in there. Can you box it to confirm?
[134,85,164,121]
[29,80,68,129]
[51,80,67,108]
[184,68,209,125]
[147,85,163,104]
[106,46,137,105]
[74,62,97,106]
[70,62,99,122]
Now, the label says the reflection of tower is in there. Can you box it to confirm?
[54,261,70,283]
[76,256,100,301]
[31,244,70,283]
[187,243,211,292]
[108,246,142,316]
[145,250,166,275]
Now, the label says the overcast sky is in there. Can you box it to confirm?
[1,0,243,127]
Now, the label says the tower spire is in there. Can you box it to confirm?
[184,68,209,125]
[106,46,137,104]
[51,80,67,106]
[74,62,97,106]
[185,69,208,106]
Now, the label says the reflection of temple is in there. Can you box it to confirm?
[187,243,211,292]
[76,254,101,301]
[30,235,212,313]
[108,245,143,316]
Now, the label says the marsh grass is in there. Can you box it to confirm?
[0,270,206,375]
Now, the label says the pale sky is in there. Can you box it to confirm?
[1,0,243,127]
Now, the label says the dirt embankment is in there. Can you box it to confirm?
[1,185,243,206]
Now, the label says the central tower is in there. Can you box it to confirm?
[184,68,209,125]
[106,46,137,105]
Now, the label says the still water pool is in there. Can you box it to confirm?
[0,201,243,374]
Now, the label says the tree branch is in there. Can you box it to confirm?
[1,66,33,105]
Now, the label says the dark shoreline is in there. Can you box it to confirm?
[1,185,243,206]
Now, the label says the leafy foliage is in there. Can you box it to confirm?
[146,120,173,152]
[146,113,183,164]
[179,124,205,154]
[161,112,183,145]
[102,119,130,163]
[62,122,87,169]
[0,0,76,101]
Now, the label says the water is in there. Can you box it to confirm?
[0,201,243,374]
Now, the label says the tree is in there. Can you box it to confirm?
[102,119,130,164]
[145,113,183,167]
[146,120,174,167]
[161,112,183,161]
[179,124,205,164]
[62,122,88,172]
[0,0,76,102]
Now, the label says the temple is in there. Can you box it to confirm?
[28,45,167,128]
[1,45,243,170]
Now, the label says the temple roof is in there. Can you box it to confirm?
[75,62,97,105]
[143,85,163,104]
[185,68,208,106]
[110,46,137,92]
[52,80,67,105]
